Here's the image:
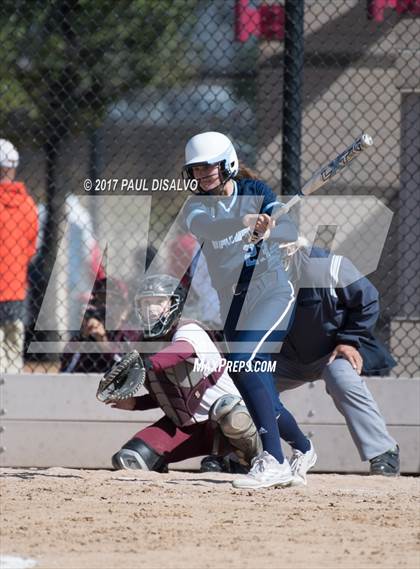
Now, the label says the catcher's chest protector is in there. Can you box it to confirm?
[146,359,221,427]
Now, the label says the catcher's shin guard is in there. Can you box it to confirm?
[209,394,262,464]
[112,438,167,472]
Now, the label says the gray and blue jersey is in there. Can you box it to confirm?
[183,178,297,291]
[183,178,308,461]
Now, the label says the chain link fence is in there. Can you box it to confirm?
[0,0,419,375]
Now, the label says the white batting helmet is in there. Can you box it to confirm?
[182,132,239,189]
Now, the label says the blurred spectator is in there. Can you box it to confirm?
[126,244,157,325]
[25,194,102,362]
[90,275,129,328]
[0,139,38,373]
[60,276,139,373]
[167,232,221,328]
[128,245,157,298]
[132,244,157,284]
[167,232,197,290]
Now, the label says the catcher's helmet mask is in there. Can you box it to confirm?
[135,275,186,339]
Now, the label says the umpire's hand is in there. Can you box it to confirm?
[328,344,363,375]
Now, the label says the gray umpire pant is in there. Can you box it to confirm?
[274,354,396,461]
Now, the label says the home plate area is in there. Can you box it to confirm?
[0,468,419,569]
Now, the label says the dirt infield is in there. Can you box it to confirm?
[0,468,419,569]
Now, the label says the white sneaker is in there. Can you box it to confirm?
[290,441,317,486]
[232,451,295,489]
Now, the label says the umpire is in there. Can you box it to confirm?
[272,240,400,476]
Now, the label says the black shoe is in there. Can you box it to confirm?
[200,455,226,473]
[369,445,400,476]
[227,460,249,475]
[200,455,250,474]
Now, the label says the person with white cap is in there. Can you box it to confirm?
[181,132,315,489]
[0,139,38,373]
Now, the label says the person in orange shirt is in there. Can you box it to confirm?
[0,139,38,373]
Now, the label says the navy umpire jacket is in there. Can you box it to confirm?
[280,246,396,375]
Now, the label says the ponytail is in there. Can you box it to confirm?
[235,162,259,181]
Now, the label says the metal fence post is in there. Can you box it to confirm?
[281,0,305,196]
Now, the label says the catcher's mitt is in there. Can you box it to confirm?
[96,350,146,402]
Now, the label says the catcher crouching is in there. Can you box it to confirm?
[96,274,261,473]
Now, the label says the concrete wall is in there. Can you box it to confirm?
[1,374,419,473]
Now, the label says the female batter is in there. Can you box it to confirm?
[182,132,315,489]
